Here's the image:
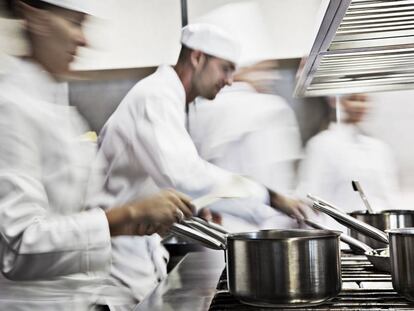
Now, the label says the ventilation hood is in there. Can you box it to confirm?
[294,0,414,97]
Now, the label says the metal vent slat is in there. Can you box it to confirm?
[294,0,414,97]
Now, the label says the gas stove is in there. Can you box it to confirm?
[134,250,414,311]
[208,255,414,310]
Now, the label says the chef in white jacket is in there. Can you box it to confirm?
[96,23,308,302]
[297,94,400,231]
[0,1,194,310]
[188,62,303,231]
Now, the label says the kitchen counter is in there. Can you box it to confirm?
[133,250,224,311]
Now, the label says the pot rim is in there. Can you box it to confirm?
[350,210,414,216]
[227,229,341,241]
[386,227,414,235]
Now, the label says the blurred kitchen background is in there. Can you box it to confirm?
[3,0,412,207]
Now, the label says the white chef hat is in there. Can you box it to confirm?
[181,23,240,64]
[37,0,94,15]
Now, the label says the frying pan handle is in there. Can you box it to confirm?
[169,223,226,250]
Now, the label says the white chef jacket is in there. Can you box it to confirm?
[296,122,400,232]
[95,65,269,300]
[188,82,303,230]
[0,56,132,310]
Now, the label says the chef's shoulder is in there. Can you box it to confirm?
[119,72,178,112]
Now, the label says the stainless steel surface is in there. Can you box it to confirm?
[173,222,343,307]
[169,223,225,250]
[190,216,228,234]
[305,218,390,273]
[181,219,227,245]
[309,197,389,244]
[226,230,342,307]
[133,250,225,311]
[135,250,414,310]
[349,210,414,248]
[365,248,391,273]
[388,228,414,302]
[304,218,373,253]
[295,0,414,97]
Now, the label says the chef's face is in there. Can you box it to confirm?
[194,54,235,100]
[342,94,370,124]
[22,3,87,76]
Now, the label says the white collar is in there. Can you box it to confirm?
[157,64,186,105]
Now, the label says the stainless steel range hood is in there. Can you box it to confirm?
[294,0,414,97]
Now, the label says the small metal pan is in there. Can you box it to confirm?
[304,218,390,272]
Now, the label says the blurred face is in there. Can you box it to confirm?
[23,3,87,76]
[341,94,370,124]
[193,54,235,100]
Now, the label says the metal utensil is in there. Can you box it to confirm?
[305,218,391,272]
[307,194,389,244]
[304,219,372,253]
[170,219,342,307]
[352,180,375,213]
[388,228,414,302]
[349,209,414,249]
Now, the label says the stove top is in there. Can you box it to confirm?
[209,255,414,310]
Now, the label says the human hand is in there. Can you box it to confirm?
[269,190,308,223]
[198,207,223,225]
[106,189,195,236]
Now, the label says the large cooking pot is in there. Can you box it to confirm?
[171,219,342,308]
[349,210,414,249]
[388,228,414,302]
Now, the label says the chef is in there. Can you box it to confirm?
[297,94,400,231]
[188,60,304,231]
[96,23,308,302]
[0,1,193,310]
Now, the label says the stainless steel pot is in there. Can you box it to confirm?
[388,228,414,302]
[349,210,414,249]
[170,219,342,307]
[305,219,391,272]
[227,230,341,307]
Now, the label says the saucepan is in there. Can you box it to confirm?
[307,195,392,272]
[349,210,414,249]
[387,228,414,302]
[304,218,391,272]
[170,218,342,308]
[350,180,414,248]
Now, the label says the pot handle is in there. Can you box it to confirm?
[304,219,373,253]
[190,216,228,234]
[169,223,226,250]
[308,194,389,244]
[183,218,227,245]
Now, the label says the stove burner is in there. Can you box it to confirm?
[209,255,414,310]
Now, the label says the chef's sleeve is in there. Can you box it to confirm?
[0,102,111,280]
[132,94,269,203]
